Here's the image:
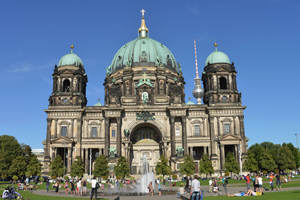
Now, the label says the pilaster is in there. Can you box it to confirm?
[170,116,176,157]
[105,117,110,157]
[116,117,121,157]
[181,116,187,155]
[67,147,71,173]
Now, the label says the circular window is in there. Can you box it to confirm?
[222,96,228,101]
[141,51,147,56]
[118,55,122,61]
[62,98,68,103]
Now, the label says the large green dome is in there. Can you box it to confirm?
[109,37,178,74]
[58,51,84,67]
[205,46,230,66]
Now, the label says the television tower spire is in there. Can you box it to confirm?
[192,39,204,104]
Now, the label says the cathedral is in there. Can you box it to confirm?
[43,11,248,176]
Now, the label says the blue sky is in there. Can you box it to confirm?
[0,0,299,150]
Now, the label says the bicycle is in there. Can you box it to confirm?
[210,184,227,196]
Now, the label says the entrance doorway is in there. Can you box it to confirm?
[130,126,162,174]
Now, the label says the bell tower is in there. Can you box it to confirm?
[48,45,88,107]
[202,43,241,105]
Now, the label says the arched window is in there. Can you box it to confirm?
[63,79,70,92]
[220,77,227,89]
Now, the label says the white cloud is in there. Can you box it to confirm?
[7,61,52,73]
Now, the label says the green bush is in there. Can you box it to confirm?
[116,176,121,180]
[1,175,7,181]
[12,175,18,180]
[262,170,267,175]
[225,171,230,176]
[130,176,135,181]
[172,174,177,180]
[103,176,108,180]
[39,177,44,182]
[274,169,279,174]
[64,176,69,180]
[51,176,57,180]
[159,176,164,180]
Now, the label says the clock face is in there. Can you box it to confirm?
[62,98,68,103]
[222,96,228,101]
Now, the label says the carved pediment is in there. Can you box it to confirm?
[217,67,230,72]
[51,136,74,144]
[220,134,241,141]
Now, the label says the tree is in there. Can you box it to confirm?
[199,154,214,178]
[70,157,85,178]
[243,150,258,172]
[49,155,64,177]
[26,154,42,176]
[278,145,296,171]
[114,156,130,179]
[0,135,22,176]
[93,154,109,178]
[155,155,172,177]
[282,143,300,169]
[179,155,195,175]
[248,143,265,169]
[224,152,239,176]
[21,143,32,160]
[260,150,276,172]
[9,155,27,178]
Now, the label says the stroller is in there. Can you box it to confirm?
[2,186,22,199]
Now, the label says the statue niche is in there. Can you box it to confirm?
[169,83,184,104]
[136,76,153,105]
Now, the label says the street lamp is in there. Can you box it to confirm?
[62,140,69,176]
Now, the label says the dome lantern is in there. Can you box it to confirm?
[58,44,84,68]
[205,42,230,67]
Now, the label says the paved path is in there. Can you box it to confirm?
[29,185,300,200]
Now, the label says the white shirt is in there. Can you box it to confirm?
[77,180,81,188]
[258,177,262,185]
[191,179,200,192]
[91,179,97,188]
[157,179,160,184]
[209,180,212,186]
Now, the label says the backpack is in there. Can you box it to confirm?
[96,182,100,189]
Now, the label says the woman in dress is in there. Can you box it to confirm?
[64,180,69,194]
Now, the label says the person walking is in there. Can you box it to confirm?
[82,179,87,196]
[148,181,154,197]
[258,175,263,193]
[208,179,213,193]
[269,173,274,191]
[90,176,97,200]
[77,179,82,196]
[64,180,69,194]
[157,182,161,196]
[245,174,250,192]
[275,173,282,191]
[55,180,60,194]
[190,175,201,200]
[46,179,50,192]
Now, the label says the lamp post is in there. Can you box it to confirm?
[62,140,68,176]
[238,144,242,175]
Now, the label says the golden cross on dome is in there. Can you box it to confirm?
[141,9,146,18]
[143,72,147,81]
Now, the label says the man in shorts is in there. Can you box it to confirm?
[70,179,75,196]
[245,174,250,192]
[269,173,274,191]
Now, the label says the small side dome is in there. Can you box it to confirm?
[94,99,103,106]
[205,43,230,66]
[58,45,84,67]
[186,97,196,105]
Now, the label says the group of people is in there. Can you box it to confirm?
[245,173,283,193]
[50,178,88,196]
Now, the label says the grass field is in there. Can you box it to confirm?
[228,180,300,189]
[7,190,300,200]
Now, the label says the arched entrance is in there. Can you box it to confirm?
[129,125,162,175]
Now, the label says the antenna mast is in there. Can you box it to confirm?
[194,39,199,78]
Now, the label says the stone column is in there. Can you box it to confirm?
[217,117,221,136]
[54,119,58,138]
[209,116,217,157]
[239,116,247,154]
[204,146,207,155]
[235,145,238,161]
[105,117,110,157]
[116,117,122,157]
[181,116,187,155]
[52,147,55,160]
[70,119,74,138]
[45,118,51,159]
[85,148,89,173]
[76,118,82,158]
[170,116,176,157]
[221,145,225,169]
[190,146,193,158]
[67,147,71,173]
[208,146,211,158]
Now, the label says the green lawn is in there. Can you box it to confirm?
[12,190,109,200]
[228,180,300,189]
[8,190,300,200]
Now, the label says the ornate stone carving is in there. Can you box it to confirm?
[136,111,155,122]
[176,146,184,157]
[124,129,130,138]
